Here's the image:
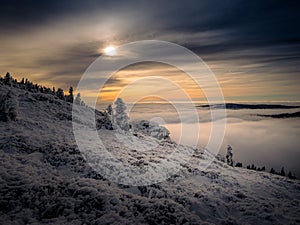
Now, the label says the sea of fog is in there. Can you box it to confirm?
[100,102,300,177]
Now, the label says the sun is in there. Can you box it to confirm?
[104,46,116,56]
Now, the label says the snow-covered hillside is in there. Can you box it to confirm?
[1,83,300,224]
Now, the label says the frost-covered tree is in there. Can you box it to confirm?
[95,104,113,130]
[74,93,82,105]
[112,98,130,131]
[133,120,170,140]
[226,145,233,166]
[96,110,113,130]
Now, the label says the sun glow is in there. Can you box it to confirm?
[104,46,116,56]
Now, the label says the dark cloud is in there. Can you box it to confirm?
[2,0,300,50]
[0,0,106,30]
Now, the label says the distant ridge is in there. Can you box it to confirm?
[198,103,300,110]
[258,111,300,118]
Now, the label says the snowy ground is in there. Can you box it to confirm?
[1,84,300,224]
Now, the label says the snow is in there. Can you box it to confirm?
[0,84,300,224]
[132,120,170,140]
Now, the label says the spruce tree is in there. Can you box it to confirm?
[66,86,74,103]
[280,167,286,176]
[107,104,113,115]
[74,93,81,105]
[4,72,12,86]
[112,98,130,131]
[270,168,275,174]
[56,88,65,100]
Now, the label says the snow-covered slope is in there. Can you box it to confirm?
[1,84,300,225]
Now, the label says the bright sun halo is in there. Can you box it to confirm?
[104,46,116,56]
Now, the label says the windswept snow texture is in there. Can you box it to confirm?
[1,84,300,224]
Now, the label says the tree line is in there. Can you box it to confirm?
[0,72,84,105]
[226,145,297,180]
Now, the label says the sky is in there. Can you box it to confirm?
[0,0,300,103]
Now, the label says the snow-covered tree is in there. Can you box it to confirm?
[112,98,130,132]
[226,145,233,166]
[96,110,113,130]
[133,120,170,140]
[95,104,114,130]
[74,93,81,105]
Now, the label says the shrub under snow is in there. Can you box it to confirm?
[133,120,170,140]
